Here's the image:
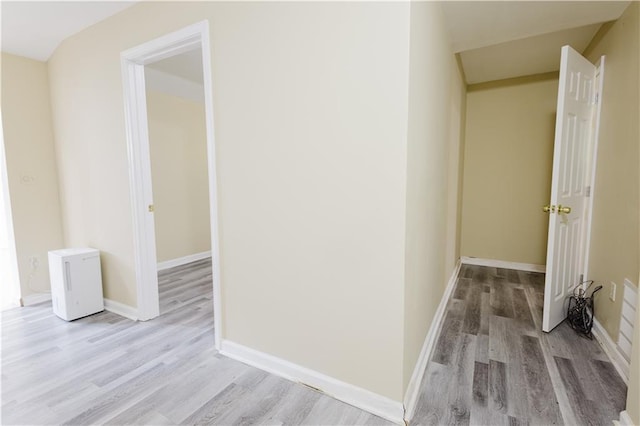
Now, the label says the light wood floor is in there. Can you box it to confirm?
[1,259,389,425]
[413,264,627,425]
[1,261,627,425]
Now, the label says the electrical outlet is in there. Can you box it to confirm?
[609,282,616,301]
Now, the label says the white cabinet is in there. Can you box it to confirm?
[48,248,104,321]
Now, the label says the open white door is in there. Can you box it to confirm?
[542,45,600,332]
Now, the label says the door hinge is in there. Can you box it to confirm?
[595,93,599,103]
[586,186,591,197]
[579,274,584,284]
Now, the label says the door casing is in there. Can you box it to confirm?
[121,21,223,349]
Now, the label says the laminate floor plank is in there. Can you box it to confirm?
[472,361,488,407]
[488,315,509,363]
[453,277,471,300]
[415,264,627,426]
[179,383,249,426]
[504,322,530,420]
[478,291,491,336]
[431,299,464,366]
[554,356,602,426]
[491,277,515,318]
[462,282,482,335]
[475,333,489,364]
[413,362,453,425]
[520,335,562,425]
[488,359,508,414]
[512,288,535,330]
[591,359,627,413]
[444,333,476,425]
[256,383,322,425]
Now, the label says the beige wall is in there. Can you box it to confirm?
[402,2,467,391]
[461,75,558,266]
[1,53,65,301]
[146,90,211,263]
[583,2,639,342]
[47,2,412,400]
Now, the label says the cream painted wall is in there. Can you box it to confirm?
[461,75,558,266]
[583,2,639,342]
[1,53,64,301]
[146,90,210,263]
[402,2,467,390]
[47,2,411,400]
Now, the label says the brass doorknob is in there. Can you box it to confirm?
[558,205,571,214]
[543,205,556,213]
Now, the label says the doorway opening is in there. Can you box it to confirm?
[0,119,21,311]
[144,49,212,318]
[121,21,222,349]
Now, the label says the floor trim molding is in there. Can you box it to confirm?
[220,340,404,425]
[403,259,461,421]
[592,318,629,384]
[21,292,52,306]
[104,298,138,321]
[617,410,634,426]
[157,251,212,271]
[461,256,546,273]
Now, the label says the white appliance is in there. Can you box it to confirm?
[48,248,104,321]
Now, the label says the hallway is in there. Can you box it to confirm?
[413,264,627,425]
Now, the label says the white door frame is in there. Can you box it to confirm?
[0,116,21,310]
[121,20,223,349]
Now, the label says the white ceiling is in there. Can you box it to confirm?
[441,1,630,53]
[442,0,631,84]
[0,1,633,84]
[460,23,602,84]
[1,1,136,61]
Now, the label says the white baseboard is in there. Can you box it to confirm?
[592,318,629,384]
[220,340,404,425]
[157,251,211,271]
[21,292,52,306]
[618,410,635,426]
[403,260,461,421]
[104,298,138,321]
[461,256,546,273]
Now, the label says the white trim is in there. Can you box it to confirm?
[404,260,461,420]
[21,292,51,306]
[121,20,223,350]
[104,298,138,321]
[592,318,629,384]
[157,251,211,271]
[617,411,635,426]
[220,340,404,425]
[121,49,160,321]
[200,21,224,351]
[0,116,22,308]
[460,256,545,273]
